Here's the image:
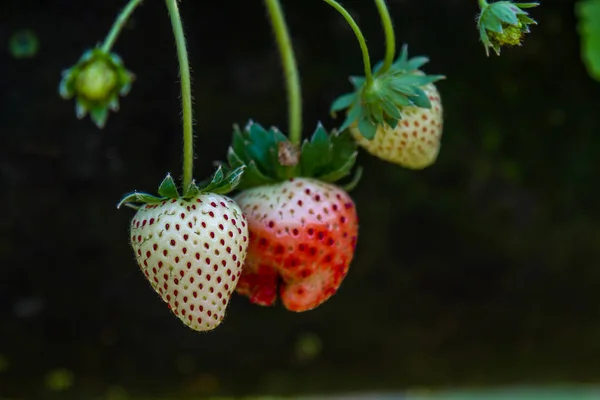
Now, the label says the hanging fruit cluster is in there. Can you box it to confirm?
[59,0,539,332]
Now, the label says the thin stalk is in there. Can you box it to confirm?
[101,0,144,53]
[478,0,488,8]
[321,0,373,85]
[264,0,302,146]
[374,0,395,75]
[165,0,194,191]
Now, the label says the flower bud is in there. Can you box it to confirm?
[59,48,134,128]
[477,1,539,56]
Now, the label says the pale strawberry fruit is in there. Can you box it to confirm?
[234,177,359,312]
[129,193,248,331]
[349,82,443,170]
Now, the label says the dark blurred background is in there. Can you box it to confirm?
[2,0,600,399]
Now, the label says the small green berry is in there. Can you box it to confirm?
[75,60,118,101]
[8,29,39,59]
[489,22,523,47]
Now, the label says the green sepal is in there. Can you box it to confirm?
[341,166,363,192]
[308,128,359,184]
[329,44,445,141]
[158,173,180,198]
[339,101,363,132]
[357,117,377,140]
[210,165,246,195]
[576,0,600,83]
[117,166,247,211]
[330,92,357,117]
[226,121,295,188]
[200,166,225,193]
[299,123,332,177]
[477,1,539,56]
[220,121,361,191]
[116,192,165,210]
[183,181,200,199]
[227,147,277,186]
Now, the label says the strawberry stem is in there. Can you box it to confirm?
[264,0,303,146]
[478,0,489,8]
[101,0,144,53]
[321,0,373,86]
[373,0,395,76]
[165,0,194,193]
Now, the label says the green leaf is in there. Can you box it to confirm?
[341,166,363,192]
[116,192,164,209]
[201,165,225,192]
[244,122,276,175]
[518,15,537,25]
[368,101,385,125]
[380,100,402,121]
[339,101,362,132]
[410,87,433,109]
[576,0,600,82]
[350,76,366,89]
[317,129,358,182]
[481,12,504,33]
[227,146,245,169]
[330,92,357,115]
[358,117,377,140]
[211,165,246,195]
[383,114,399,129]
[237,161,277,189]
[183,181,200,199]
[300,123,333,177]
[388,89,415,108]
[514,2,539,8]
[404,56,429,72]
[490,3,519,26]
[230,124,249,163]
[319,152,357,183]
[90,107,109,129]
[157,174,179,198]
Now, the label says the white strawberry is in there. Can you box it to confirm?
[349,82,443,170]
[119,168,248,332]
[330,45,445,170]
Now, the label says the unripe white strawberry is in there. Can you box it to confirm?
[330,45,445,170]
[349,82,443,170]
[119,169,249,332]
[129,194,248,331]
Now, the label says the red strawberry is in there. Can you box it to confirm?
[129,193,248,331]
[234,177,358,312]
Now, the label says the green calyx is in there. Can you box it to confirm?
[59,48,135,129]
[222,120,362,192]
[116,166,246,210]
[477,1,539,56]
[330,44,445,141]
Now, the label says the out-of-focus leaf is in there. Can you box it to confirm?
[576,0,600,82]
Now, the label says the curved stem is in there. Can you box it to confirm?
[478,0,488,8]
[101,0,144,53]
[165,0,194,191]
[264,0,302,146]
[321,0,373,86]
[374,0,395,75]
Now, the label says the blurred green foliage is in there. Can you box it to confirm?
[577,0,600,82]
[8,29,39,59]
